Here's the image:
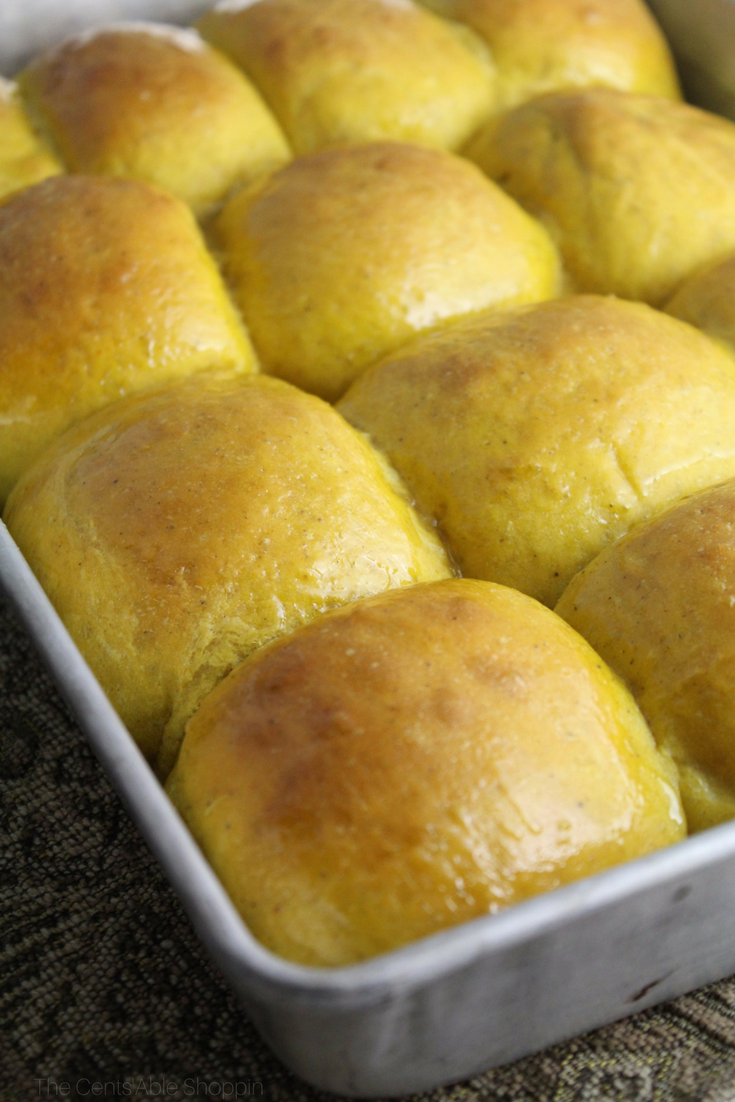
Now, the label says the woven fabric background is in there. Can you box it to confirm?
[3,587,735,1102]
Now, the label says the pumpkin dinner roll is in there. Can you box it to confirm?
[557,479,735,835]
[166,579,684,967]
[211,141,561,402]
[666,251,735,353]
[197,0,495,156]
[18,23,291,217]
[0,174,254,505]
[467,89,735,306]
[0,77,62,203]
[339,295,735,607]
[419,0,680,113]
[4,372,452,775]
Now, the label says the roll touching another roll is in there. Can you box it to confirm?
[420,0,680,111]
[197,0,496,155]
[467,89,735,306]
[4,372,452,774]
[212,141,561,401]
[167,579,685,967]
[557,479,735,834]
[18,23,291,217]
[0,77,62,203]
[0,174,254,505]
[339,295,735,606]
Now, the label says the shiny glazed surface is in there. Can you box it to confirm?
[212,141,561,401]
[19,24,291,217]
[4,373,451,773]
[339,295,735,606]
[167,579,684,967]
[0,174,255,505]
[557,479,735,833]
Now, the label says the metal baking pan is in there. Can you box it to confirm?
[6,512,735,1099]
[5,0,735,1095]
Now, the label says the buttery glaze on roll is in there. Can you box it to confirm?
[4,372,452,774]
[420,0,680,112]
[557,479,735,834]
[339,295,735,606]
[19,23,291,217]
[0,77,62,203]
[211,141,561,401]
[197,0,495,155]
[167,579,684,967]
[467,89,735,306]
[0,174,254,505]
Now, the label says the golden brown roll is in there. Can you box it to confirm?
[0,77,62,203]
[557,479,735,834]
[420,0,680,112]
[4,372,452,773]
[18,23,291,217]
[197,0,495,156]
[338,295,735,606]
[211,141,561,401]
[466,89,735,306]
[0,174,254,505]
[166,578,684,967]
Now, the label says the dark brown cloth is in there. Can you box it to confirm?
[3,589,735,1102]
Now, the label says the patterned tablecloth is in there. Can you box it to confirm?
[3,590,735,1102]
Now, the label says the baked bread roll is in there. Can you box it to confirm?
[467,89,735,306]
[197,0,495,155]
[18,23,291,218]
[556,479,735,834]
[420,0,680,112]
[0,77,62,203]
[166,578,684,966]
[338,295,735,606]
[0,174,254,505]
[211,141,561,401]
[4,372,451,774]
[666,251,735,352]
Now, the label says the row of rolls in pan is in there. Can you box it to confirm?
[4,0,735,966]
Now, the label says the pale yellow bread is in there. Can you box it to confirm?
[4,373,452,774]
[557,479,735,833]
[18,23,291,218]
[167,578,684,967]
[0,174,254,505]
[466,89,735,306]
[339,295,735,606]
[420,0,679,112]
[0,77,62,203]
[211,141,561,401]
[197,0,495,155]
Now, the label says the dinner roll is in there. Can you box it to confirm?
[467,89,735,306]
[167,579,684,967]
[197,0,495,155]
[212,141,560,401]
[557,479,735,834]
[4,373,451,774]
[339,295,735,606]
[0,174,254,505]
[420,0,679,112]
[0,77,62,203]
[666,251,735,352]
[18,23,291,218]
